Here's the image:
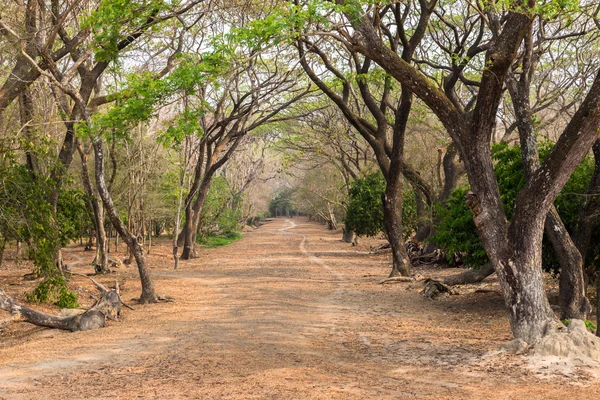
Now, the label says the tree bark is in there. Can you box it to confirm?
[342,226,354,243]
[0,236,5,267]
[548,208,591,319]
[181,179,212,260]
[92,137,157,303]
[78,144,109,274]
[507,73,590,320]
[574,140,600,275]
[442,263,495,286]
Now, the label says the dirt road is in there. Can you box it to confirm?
[0,219,598,399]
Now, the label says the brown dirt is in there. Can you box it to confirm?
[0,218,599,399]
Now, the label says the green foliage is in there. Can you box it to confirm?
[82,0,172,62]
[198,233,242,248]
[345,172,385,237]
[430,189,488,267]
[79,52,231,141]
[269,189,297,216]
[197,177,243,239]
[26,276,79,309]
[0,162,86,305]
[431,142,594,272]
[344,172,418,238]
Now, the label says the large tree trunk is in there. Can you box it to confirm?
[501,220,560,342]
[383,187,411,277]
[507,76,589,320]
[383,86,414,278]
[92,138,157,304]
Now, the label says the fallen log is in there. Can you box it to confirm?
[0,275,126,332]
[441,263,495,286]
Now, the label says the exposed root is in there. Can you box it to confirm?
[441,263,495,286]
[379,274,425,285]
[134,294,175,304]
[532,319,600,362]
[158,294,176,302]
[379,276,414,284]
[421,279,458,299]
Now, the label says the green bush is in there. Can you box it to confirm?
[197,176,243,238]
[0,162,86,305]
[344,172,419,238]
[430,142,595,272]
[26,275,79,309]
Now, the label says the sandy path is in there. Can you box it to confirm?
[0,219,598,399]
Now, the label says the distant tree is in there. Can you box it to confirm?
[269,189,296,217]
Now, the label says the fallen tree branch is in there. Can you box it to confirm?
[441,263,495,286]
[0,274,127,331]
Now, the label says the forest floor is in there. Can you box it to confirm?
[1,218,599,399]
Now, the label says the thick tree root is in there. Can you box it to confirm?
[133,294,175,304]
[441,263,495,286]
[379,274,425,285]
[532,319,600,361]
[0,275,126,332]
[500,320,600,362]
[379,276,414,284]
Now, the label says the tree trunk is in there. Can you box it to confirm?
[180,214,196,260]
[327,202,337,230]
[0,236,5,267]
[507,77,589,320]
[93,201,109,274]
[92,137,157,304]
[342,226,354,243]
[78,144,109,274]
[597,277,600,338]
[440,144,461,202]
[181,180,212,260]
[147,219,152,255]
[548,208,591,319]
[413,190,432,242]
[574,140,600,277]
[383,181,411,277]
[501,229,559,343]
